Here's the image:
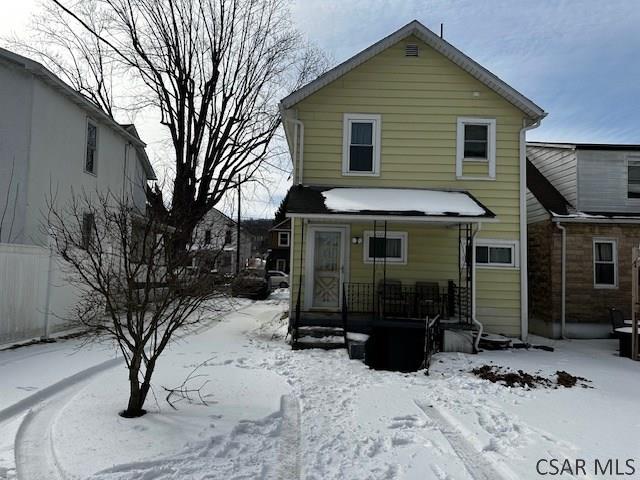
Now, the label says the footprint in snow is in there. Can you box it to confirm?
[389,414,426,429]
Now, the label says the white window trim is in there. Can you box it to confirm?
[456,117,496,180]
[342,113,381,176]
[363,230,408,264]
[593,238,618,289]
[276,258,287,271]
[475,238,519,269]
[84,118,98,176]
[278,231,290,247]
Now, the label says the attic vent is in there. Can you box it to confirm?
[405,43,419,57]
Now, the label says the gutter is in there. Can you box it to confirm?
[556,221,567,339]
[519,116,544,342]
[279,105,304,184]
[552,216,640,224]
[286,213,499,224]
[290,119,304,184]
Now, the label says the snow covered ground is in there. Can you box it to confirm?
[1,290,639,479]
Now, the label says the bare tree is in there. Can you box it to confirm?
[47,190,222,417]
[21,0,325,257]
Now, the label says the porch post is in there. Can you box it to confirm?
[372,220,377,315]
[383,221,387,290]
[297,219,305,311]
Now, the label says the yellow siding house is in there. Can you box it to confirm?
[280,21,545,358]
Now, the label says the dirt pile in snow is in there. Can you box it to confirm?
[472,365,591,389]
[555,370,592,388]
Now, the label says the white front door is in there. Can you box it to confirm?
[306,227,347,309]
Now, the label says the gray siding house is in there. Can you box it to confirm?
[192,209,253,275]
[527,142,640,339]
[0,47,155,343]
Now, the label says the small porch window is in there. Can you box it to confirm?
[475,239,518,268]
[593,238,617,288]
[342,113,381,176]
[363,231,407,264]
[278,231,290,247]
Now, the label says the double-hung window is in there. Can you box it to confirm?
[278,231,290,247]
[342,113,381,176]
[456,117,496,179]
[85,120,98,174]
[474,239,518,268]
[593,239,617,288]
[628,158,640,198]
[364,231,407,264]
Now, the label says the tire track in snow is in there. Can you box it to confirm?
[8,357,123,480]
[0,357,122,426]
[415,401,514,480]
[276,395,301,480]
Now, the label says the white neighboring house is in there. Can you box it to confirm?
[192,209,252,275]
[0,47,156,344]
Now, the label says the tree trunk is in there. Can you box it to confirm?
[122,352,147,418]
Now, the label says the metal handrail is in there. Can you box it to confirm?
[342,282,469,321]
[422,314,441,374]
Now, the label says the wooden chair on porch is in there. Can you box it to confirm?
[377,279,410,318]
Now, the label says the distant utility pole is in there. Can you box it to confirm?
[236,174,241,274]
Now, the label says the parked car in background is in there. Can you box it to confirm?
[267,270,289,289]
[231,269,269,300]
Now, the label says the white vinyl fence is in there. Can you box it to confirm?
[0,243,77,344]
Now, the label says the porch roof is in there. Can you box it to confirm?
[286,186,496,223]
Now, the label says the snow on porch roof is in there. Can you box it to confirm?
[286,186,495,221]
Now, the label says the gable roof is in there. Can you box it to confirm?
[526,159,571,215]
[280,20,546,121]
[270,218,291,232]
[0,47,155,180]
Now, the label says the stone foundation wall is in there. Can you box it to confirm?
[561,223,640,324]
[529,221,640,332]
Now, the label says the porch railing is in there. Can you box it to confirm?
[343,281,470,322]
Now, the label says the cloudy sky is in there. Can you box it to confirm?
[2,1,640,217]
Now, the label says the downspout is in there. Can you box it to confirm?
[471,222,483,352]
[290,119,304,185]
[519,117,543,342]
[556,221,567,339]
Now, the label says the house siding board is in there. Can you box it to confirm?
[526,189,550,224]
[24,79,146,246]
[527,146,577,208]
[577,149,640,213]
[290,35,526,334]
[0,63,32,244]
